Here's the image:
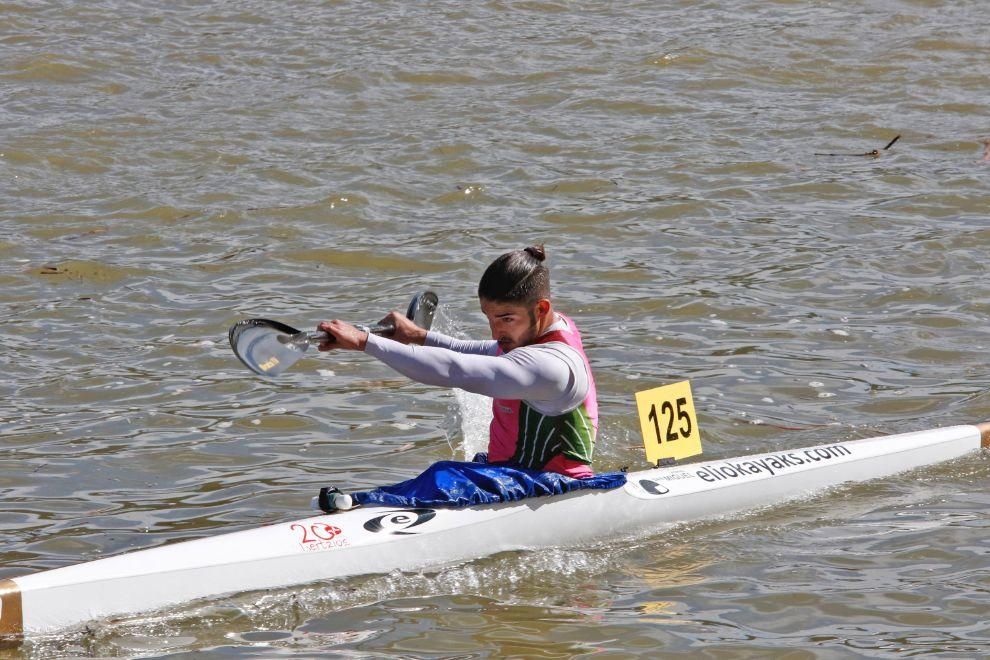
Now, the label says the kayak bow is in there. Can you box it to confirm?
[2,421,988,641]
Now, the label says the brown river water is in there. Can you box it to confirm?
[2,0,989,657]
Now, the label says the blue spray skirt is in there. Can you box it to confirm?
[351,460,627,508]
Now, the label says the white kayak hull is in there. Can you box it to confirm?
[3,422,988,639]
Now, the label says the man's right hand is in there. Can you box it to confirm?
[316,320,368,352]
[380,311,428,345]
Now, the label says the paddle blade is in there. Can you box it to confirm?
[228,319,311,377]
[408,291,439,331]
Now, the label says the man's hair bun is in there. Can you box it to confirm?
[523,244,546,262]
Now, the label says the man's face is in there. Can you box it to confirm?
[480,298,540,353]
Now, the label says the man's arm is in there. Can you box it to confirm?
[424,331,498,356]
[364,334,574,405]
[371,311,497,355]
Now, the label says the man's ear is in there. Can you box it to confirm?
[536,298,552,318]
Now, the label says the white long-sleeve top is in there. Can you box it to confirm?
[364,318,590,416]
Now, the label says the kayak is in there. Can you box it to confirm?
[2,421,987,641]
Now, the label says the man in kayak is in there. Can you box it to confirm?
[315,245,623,510]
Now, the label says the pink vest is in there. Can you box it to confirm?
[489,314,598,477]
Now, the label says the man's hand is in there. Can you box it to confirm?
[316,320,368,351]
[379,311,428,345]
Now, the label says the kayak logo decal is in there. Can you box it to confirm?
[364,509,436,535]
[638,479,670,495]
[292,522,350,551]
[696,444,853,483]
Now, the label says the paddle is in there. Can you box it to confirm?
[229,291,439,377]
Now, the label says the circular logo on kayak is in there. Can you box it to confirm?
[363,509,436,535]
[638,479,670,495]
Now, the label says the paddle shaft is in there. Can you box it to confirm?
[304,321,394,345]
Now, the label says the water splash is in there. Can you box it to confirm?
[431,305,492,460]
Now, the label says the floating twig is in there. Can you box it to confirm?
[815,134,901,157]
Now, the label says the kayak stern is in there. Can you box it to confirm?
[978,421,990,447]
[0,579,23,640]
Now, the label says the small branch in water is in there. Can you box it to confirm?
[815,134,901,157]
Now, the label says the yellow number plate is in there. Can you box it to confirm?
[635,381,702,464]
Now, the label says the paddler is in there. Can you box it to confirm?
[315,245,624,511]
